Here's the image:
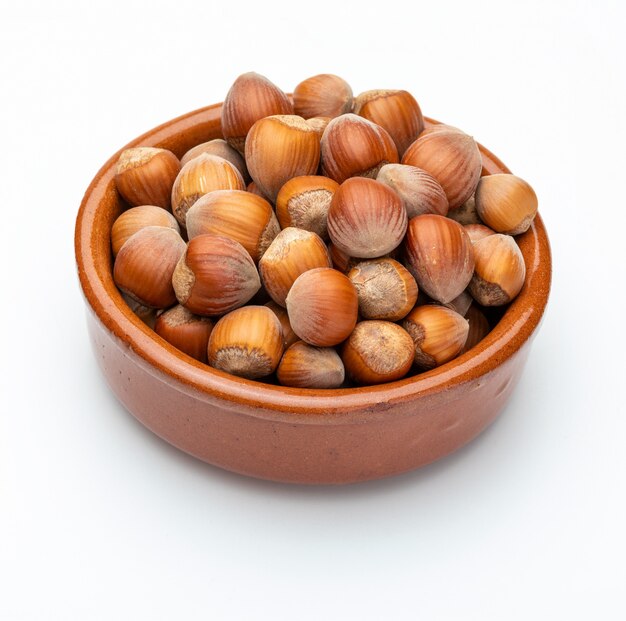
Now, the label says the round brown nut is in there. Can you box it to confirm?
[113,226,186,309]
[348,258,418,321]
[221,72,293,154]
[154,304,214,363]
[474,174,538,235]
[402,125,482,209]
[172,234,260,316]
[275,175,339,240]
[327,177,407,259]
[245,115,321,202]
[208,306,284,379]
[404,214,475,304]
[320,113,399,183]
[468,234,526,306]
[285,267,358,347]
[354,89,424,157]
[342,321,415,385]
[293,74,353,119]
[277,341,345,389]
[402,305,469,370]
[376,164,448,218]
[114,147,181,210]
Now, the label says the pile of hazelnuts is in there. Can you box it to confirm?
[111,72,538,388]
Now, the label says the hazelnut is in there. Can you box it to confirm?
[460,304,491,354]
[221,72,293,153]
[402,125,482,209]
[464,223,496,244]
[180,138,249,181]
[285,267,358,347]
[354,89,424,157]
[404,214,475,304]
[277,341,345,389]
[474,174,538,235]
[265,301,299,348]
[376,163,449,218]
[342,321,414,385]
[111,205,180,256]
[320,113,399,183]
[154,304,214,363]
[185,189,279,263]
[259,228,332,306]
[245,115,321,202]
[275,175,339,239]
[348,258,418,321]
[208,306,284,379]
[170,153,245,226]
[172,234,260,316]
[113,226,186,309]
[327,177,407,258]
[114,147,181,210]
[402,305,469,370]
[293,74,354,119]
[468,234,526,306]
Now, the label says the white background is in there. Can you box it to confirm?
[1,0,625,619]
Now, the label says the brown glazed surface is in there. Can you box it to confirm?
[75,103,551,484]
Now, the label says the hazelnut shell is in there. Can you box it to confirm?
[208,306,284,379]
[402,125,482,209]
[320,113,399,183]
[354,89,424,157]
[277,341,345,388]
[172,234,261,316]
[402,305,469,370]
[327,177,407,258]
[293,74,354,119]
[342,321,415,385]
[404,214,475,304]
[221,72,293,153]
[113,226,186,309]
[114,147,181,210]
[285,267,358,347]
[245,115,321,202]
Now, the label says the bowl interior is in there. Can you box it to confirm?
[75,103,552,418]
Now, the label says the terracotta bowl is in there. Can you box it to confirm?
[75,103,551,485]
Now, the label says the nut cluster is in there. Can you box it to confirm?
[110,71,538,388]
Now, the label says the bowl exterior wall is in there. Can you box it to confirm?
[87,306,531,484]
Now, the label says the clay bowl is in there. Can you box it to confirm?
[75,102,551,485]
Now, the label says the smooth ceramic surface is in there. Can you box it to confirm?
[75,103,551,484]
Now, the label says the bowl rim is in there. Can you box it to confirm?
[75,102,552,421]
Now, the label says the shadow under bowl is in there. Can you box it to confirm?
[75,103,551,484]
